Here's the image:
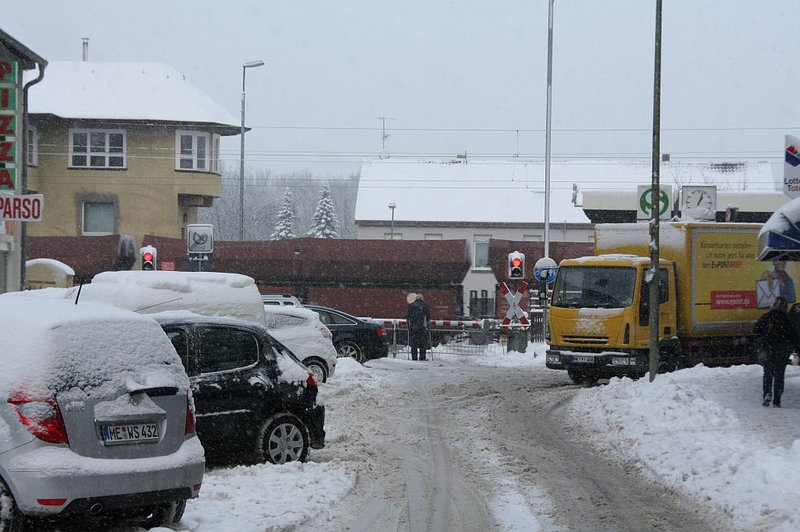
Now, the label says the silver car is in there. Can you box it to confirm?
[0,296,205,529]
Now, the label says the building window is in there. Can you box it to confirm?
[26,126,37,166]
[473,235,491,268]
[384,232,403,240]
[424,233,443,240]
[82,201,115,235]
[176,131,219,172]
[69,129,126,168]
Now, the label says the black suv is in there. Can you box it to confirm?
[305,305,389,363]
[153,314,325,465]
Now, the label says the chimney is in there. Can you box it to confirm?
[82,38,89,61]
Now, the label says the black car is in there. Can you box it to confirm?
[304,305,389,363]
[153,314,325,465]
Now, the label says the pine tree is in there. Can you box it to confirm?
[306,185,340,238]
[270,188,296,240]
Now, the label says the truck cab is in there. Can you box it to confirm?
[545,255,678,384]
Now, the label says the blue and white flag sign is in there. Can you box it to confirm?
[784,134,800,198]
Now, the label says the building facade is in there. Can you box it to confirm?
[0,29,47,293]
[24,61,239,263]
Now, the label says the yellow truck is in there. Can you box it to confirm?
[545,222,800,384]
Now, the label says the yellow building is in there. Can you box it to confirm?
[25,61,239,251]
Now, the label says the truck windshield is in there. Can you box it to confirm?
[551,266,637,309]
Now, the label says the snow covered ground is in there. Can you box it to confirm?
[170,343,800,531]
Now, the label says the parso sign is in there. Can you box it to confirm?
[0,193,43,222]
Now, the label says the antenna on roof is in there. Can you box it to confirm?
[375,116,395,152]
[81,37,89,61]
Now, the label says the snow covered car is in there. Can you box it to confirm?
[0,296,204,529]
[263,305,338,382]
[153,313,326,465]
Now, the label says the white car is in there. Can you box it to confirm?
[0,295,204,529]
[263,305,337,383]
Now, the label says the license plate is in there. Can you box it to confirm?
[575,356,595,363]
[102,423,159,445]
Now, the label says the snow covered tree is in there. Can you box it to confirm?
[270,188,296,240]
[306,185,340,238]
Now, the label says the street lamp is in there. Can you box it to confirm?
[239,59,265,241]
[388,202,396,239]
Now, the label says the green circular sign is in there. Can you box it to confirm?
[639,189,670,217]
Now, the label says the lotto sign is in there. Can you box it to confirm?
[784,134,800,198]
[0,194,43,222]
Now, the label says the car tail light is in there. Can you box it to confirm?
[376,327,387,338]
[184,396,196,435]
[37,499,67,506]
[306,372,318,389]
[8,391,69,444]
[320,325,333,340]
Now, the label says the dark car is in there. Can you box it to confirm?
[305,305,390,363]
[153,314,325,465]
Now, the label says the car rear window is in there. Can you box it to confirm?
[264,312,308,329]
[0,297,188,401]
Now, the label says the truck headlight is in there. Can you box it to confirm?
[612,356,635,366]
[546,353,560,364]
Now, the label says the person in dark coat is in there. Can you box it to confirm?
[754,296,799,407]
[406,293,431,361]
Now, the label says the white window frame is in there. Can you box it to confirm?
[26,125,37,166]
[69,128,126,169]
[176,130,217,172]
[81,201,115,236]
[473,235,491,269]
[384,232,403,240]
[424,233,443,240]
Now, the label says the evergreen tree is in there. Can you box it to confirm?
[270,188,296,240]
[306,185,340,238]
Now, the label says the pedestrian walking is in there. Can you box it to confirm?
[406,293,431,361]
[754,296,798,407]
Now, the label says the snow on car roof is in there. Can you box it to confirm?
[0,295,188,399]
[21,270,266,325]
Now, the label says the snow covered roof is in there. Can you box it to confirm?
[355,159,779,225]
[25,61,239,133]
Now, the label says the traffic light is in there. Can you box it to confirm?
[508,251,525,279]
[141,245,157,271]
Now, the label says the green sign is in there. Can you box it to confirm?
[637,186,672,220]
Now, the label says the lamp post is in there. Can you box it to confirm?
[388,202,396,239]
[239,59,265,241]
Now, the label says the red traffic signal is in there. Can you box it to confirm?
[141,246,157,271]
[507,251,525,279]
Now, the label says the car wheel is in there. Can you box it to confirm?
[336,340,364,363]
[304,357,328,383]
[256,414,309,464]
[0,479,24,532]
[137,499,186,528]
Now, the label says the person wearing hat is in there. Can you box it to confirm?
[406,293,431,361]
[754,296,799,407]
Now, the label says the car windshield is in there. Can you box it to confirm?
[551,266,636,309]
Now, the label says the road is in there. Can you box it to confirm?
[309,357,726,532]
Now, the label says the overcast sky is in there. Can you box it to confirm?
[5,1,799,178]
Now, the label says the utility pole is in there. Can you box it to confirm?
[648,0,663,382]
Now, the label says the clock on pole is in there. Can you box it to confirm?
[681,185,716,220]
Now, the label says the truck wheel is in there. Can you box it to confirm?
[567,368,586,385]
[568,368,598,386]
